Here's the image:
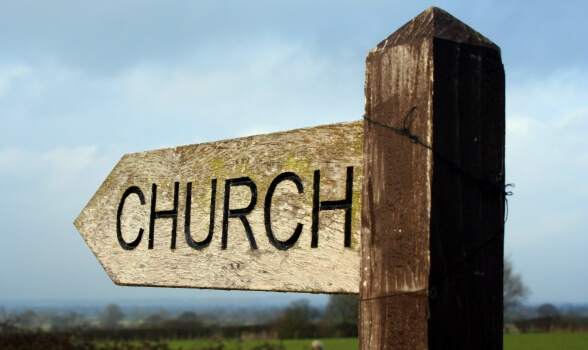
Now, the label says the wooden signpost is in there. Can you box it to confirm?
[75,7,505,349]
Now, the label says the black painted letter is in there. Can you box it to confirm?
[185,179,217,249]
[311,166,353,248]
[264,172,304,250]
[117,186,146,250]
[222,177,258,250]
[149,182,179,249]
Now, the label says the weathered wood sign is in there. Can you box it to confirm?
[75,121,363,293]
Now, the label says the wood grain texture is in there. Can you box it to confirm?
[75,121,363,293]
[361,30,434,350]
[359,7,504,350]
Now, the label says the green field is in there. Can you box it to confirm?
[162,333,588,350]
[166,338,358,350]
[504,333,588,350]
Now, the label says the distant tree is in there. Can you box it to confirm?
[99,303,125,329]
[537,303,560,318]
[49,313,71,332]
[177,311,198,322]
[147,308,172,323]
[504,257,530,312]
[0,306,10,322]
[273,299,320,339]
[37,311,55,328]
[144,314,164,325]
[64,311,85,329]
[15,309,38,329]
[321,295,358,337]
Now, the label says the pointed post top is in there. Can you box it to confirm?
[372,7,499,52]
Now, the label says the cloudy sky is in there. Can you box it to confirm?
[1,0,586,306]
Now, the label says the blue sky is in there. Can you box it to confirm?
[1,0,586,306]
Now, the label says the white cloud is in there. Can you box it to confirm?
[0,147,28,170]
[114,39,351,119]
[0,145,111,181]
[0,145,117,217]
[1,36,361,156]
[505,68,588,303]
[506,72,588,191]
[40,145,112,188]
[102,38,362,147]
[507,68,588,121]
[237,125,282,138]
[0,63,32,97]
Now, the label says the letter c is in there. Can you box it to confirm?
[117,186,146,250]
[264,172,304,250]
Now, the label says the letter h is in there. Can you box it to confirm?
[149,182,179,249]
[311,166,353,248]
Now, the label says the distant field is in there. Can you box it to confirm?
[167,338,358,350]
[504,333,588,350]
[163,334,588,350]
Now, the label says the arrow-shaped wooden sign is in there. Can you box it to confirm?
[75,121,363,293]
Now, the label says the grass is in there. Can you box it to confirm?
[109,334,588,350]
[504,333,588,350]
[166,338,358,350]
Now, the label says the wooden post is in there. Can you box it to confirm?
[360,7,505,349]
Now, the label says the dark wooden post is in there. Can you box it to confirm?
[360,7,505,349]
